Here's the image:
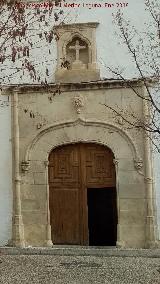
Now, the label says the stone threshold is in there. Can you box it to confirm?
[1,246,160,258]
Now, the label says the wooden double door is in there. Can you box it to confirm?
[49,143,117,246]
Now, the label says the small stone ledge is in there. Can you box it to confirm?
[54,22,99,30]
[1,247,160,258]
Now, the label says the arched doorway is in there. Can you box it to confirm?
[48,143,117,246]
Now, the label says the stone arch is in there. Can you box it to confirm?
[25,119,141,163]
[21,119,146,248]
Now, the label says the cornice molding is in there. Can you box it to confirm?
[54,22,99,30]
[2,79,148,94]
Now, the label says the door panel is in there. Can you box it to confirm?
[49,144,82,244]
[50,187,80,244]
[84,144,116,187]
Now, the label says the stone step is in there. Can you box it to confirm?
[1,246,160,258]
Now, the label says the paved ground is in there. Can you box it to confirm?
[0,255,160,284]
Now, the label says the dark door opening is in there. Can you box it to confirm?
[87,187,117,246]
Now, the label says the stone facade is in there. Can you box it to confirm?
[4,21,158,249]
[6,79,158,248]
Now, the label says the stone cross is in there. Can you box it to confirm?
[69,40,86,61]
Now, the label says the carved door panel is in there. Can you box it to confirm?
[49,144,83,244]
[84,144,116,188]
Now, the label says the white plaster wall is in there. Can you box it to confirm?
[0,96,12,246]
[153,153,160,239]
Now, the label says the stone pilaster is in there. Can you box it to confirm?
[113,159,125,248]
[12,89,25,247]
[143,87,158,248]
[44,160,53,247]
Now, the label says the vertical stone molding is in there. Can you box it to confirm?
[113,159,125,248]
[143,88,157,248]
[12,89,25,247]
[44,160,53,247]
